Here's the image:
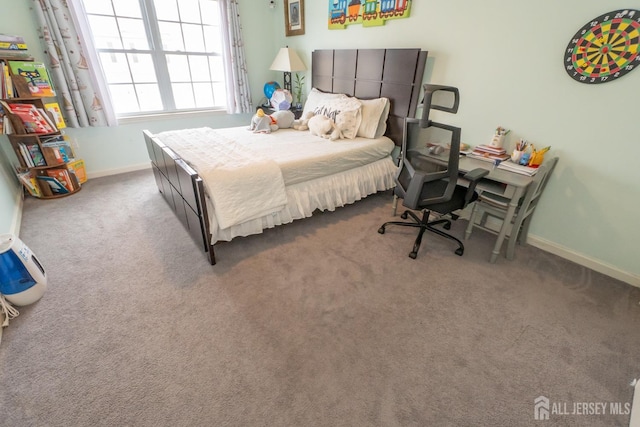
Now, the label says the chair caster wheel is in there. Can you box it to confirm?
[409,252,417,259]
[401,212,408,219]
[455,248,464,256]
[444,222,451,230]
[378,227,385,234]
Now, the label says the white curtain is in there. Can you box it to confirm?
[31,0,117,127]
[219,0,253,114]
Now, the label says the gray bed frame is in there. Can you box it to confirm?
[143,48,427,264]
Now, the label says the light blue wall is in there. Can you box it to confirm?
[0,0,42,236]
[1,0,638,284]
[0,143,20,235]
[262,0,640,284]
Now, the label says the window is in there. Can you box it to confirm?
[80,0,225,116]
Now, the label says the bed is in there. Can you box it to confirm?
[143,48,427,264]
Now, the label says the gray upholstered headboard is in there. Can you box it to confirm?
[311,48,428,146]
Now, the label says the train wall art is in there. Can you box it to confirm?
[328,0,412,29]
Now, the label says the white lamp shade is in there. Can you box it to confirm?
[269,47,306,72]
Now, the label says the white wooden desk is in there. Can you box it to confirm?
[395,151,533,262]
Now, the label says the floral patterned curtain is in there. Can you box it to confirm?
[30,0,116,127]
[219,0,253,114]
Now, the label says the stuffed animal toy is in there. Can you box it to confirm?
[270,110,295,130]
[308,114,342,141]
[249,108,276,133]
[293,111,314,131]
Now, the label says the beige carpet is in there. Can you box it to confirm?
[1,168,639,426]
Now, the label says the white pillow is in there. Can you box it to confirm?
[313,95,362,139]
[357,97,390,139]
[302,88,343,119]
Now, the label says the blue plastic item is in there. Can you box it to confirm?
[0,234,47,306]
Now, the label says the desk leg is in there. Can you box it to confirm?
[489,187,523,263]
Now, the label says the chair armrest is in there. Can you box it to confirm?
[463,168,490,183]
[462,168,490,205]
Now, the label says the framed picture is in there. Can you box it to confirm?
[284,0,305,36]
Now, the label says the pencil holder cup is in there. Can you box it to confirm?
[511,149,523,164]
[528,151,545,168]
[490,134,505,148]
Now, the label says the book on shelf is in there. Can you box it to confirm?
[1,60,14,98]
[0,51,30,61]
[40,145,66,165]
[44,102,66,129]
[8,61,55,97]
[4,102,56,133]
[15,142,46,167]
[0,105,5,133]
[36,175,69,195]
[0,34,28,51]
[0,34,31,61]
[37,107,57,130]
[41,136,73,162]
[17,142,34,167]
[17,172,41,197]
[27,143,46,166]
[2,114,13,134]
[66,159,87,184]
[496,160,539,176]
[45,168,75,191]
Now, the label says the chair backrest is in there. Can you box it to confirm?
[396,118,461,210]
[519,156,559,217]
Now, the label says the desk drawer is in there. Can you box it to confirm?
[476,178,516,199]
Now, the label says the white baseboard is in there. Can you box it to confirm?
[527,235,640,288]
[88,163,151,179]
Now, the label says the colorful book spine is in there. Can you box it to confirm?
[1,61,14,98]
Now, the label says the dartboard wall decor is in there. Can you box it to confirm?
[564,9,640,84]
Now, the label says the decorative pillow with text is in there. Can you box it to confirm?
[302,88,343,120]
[312,95,362,139]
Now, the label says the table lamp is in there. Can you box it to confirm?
[269,47,306,92]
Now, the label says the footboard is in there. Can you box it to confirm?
[143,130,216,264]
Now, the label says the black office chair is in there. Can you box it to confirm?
[378,85,488,259]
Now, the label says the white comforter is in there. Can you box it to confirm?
[155,127,287,230]
[214,126,395,185]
